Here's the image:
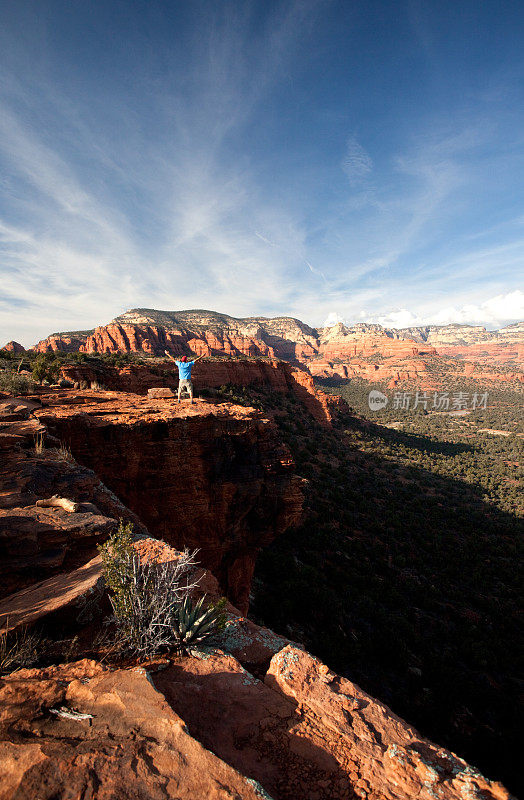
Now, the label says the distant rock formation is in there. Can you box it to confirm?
[398,321,524,346]
[1,341,25,353]
[28,308,524,389]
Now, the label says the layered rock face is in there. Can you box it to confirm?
[305,323,439,387]
[316,322,436,358]
[0,386,515,798]
[32,308,524,388]
[437,342,523,369]
[0,396,149,599]
[34,391,303,613]
[34,309,319,361]
[398,324,490,346]
[34,331,94,352]
[308,356,433,387]
[398,321,524,347]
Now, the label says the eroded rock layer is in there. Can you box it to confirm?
[31,308,523,390]
[58,358,347,426]
[0,396,148,599]
[0,648,512,800]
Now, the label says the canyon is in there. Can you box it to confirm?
[34,391,304,614]
[0,308,522,797]
[0,386,515,800]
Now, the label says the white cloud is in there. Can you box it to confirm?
[429,290,524,328]
[376,309,423,328]
[370,290,524,330]
[318,290,524,334]
[322,311,348,327]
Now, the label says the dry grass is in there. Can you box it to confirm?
[0,623,42,674]
[34,431,45,455]
[56,442,75,463]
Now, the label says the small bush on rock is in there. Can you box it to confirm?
[31,353,61,384]
[98,523,205,658]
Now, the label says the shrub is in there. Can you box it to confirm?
[31,353,61,384]
[99,520,135,584]
[0,371,33,395]
[98,523,202,658]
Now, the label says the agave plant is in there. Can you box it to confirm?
[171,595,227,655]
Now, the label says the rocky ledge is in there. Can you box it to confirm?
[2,390,303,613]
[0,644,513,800]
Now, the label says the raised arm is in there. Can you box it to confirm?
[192,354,205,363]
[164,350,177,363]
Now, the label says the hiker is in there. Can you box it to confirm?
[164,350,204,404]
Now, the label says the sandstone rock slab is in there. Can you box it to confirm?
[0,555,103,633]
[265,645,512,800]
[0,660,271,800]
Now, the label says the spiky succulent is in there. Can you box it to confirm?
[171,595,227,655]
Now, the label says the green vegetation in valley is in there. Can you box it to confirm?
[316,377,523,517]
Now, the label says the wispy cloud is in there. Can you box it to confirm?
[341,135,373,187]
[0,3,327,344]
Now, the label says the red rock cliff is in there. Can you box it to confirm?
[59,358,348,426]
[0,390,515,800]
[35,392,303,613]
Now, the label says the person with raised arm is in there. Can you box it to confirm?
[164,350,204,404]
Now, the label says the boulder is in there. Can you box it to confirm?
[147,387,175,398]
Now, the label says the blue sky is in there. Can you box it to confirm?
[1,0,524,346]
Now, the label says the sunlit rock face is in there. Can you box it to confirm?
[32,308,523,391]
